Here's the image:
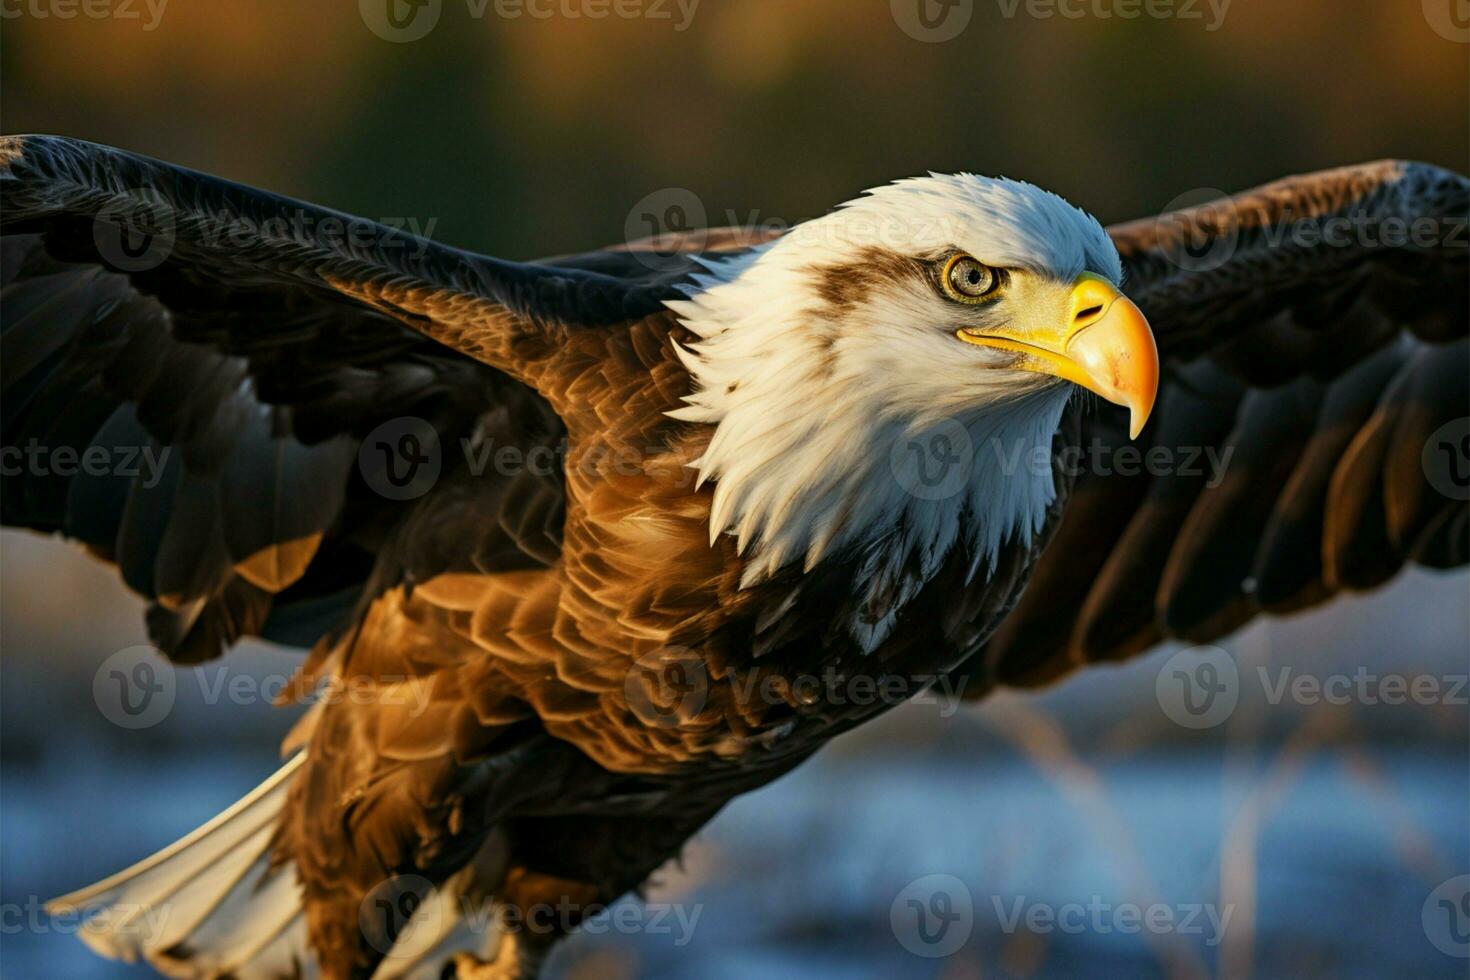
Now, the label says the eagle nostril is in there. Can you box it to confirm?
[1075,304,1104,323]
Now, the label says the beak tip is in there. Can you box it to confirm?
[1128,394,1155,440]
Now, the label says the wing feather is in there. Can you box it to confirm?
[975,160,1468,691]
[0,136,669,663]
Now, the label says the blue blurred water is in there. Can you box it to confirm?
[3,544,1464,978]
[3,743,1464,979]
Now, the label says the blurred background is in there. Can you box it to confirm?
[2,2,1467,977]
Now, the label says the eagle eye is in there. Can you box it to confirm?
[942,254,1005,303]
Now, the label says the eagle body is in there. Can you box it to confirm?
[280,274,1080,969]
[2,137,1465,979]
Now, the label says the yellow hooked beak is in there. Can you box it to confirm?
[956,272,1159,438]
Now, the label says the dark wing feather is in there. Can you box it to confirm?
[978,160,1468,689]
[0,135,679,663]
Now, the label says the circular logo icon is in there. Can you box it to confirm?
[1423,875,1470,958]
[624,647,710,729]
[359,417,442,501]
[1155,645,1239,729]
[890,873,974,958]
[93,195,176,273]
[360,874,445,957]
[1152,188,1240,274]
[1423,0,1470,42]
[360,0,442,42]
[93,645,176,730]
[891,0,973,42]
[889,416,974,501]
[1423,417,1470,502]
[623,187,709,272]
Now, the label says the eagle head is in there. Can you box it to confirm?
[667,174,1158,634]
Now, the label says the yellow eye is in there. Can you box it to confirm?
[942,254,1003,302]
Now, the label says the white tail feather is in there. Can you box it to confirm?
[47,753,312,979]
[371,867,497,980]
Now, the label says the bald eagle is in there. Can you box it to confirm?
[3,135,1465,979]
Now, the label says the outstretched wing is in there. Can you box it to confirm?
[980,160,1469,688]
[0,135,676,663]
